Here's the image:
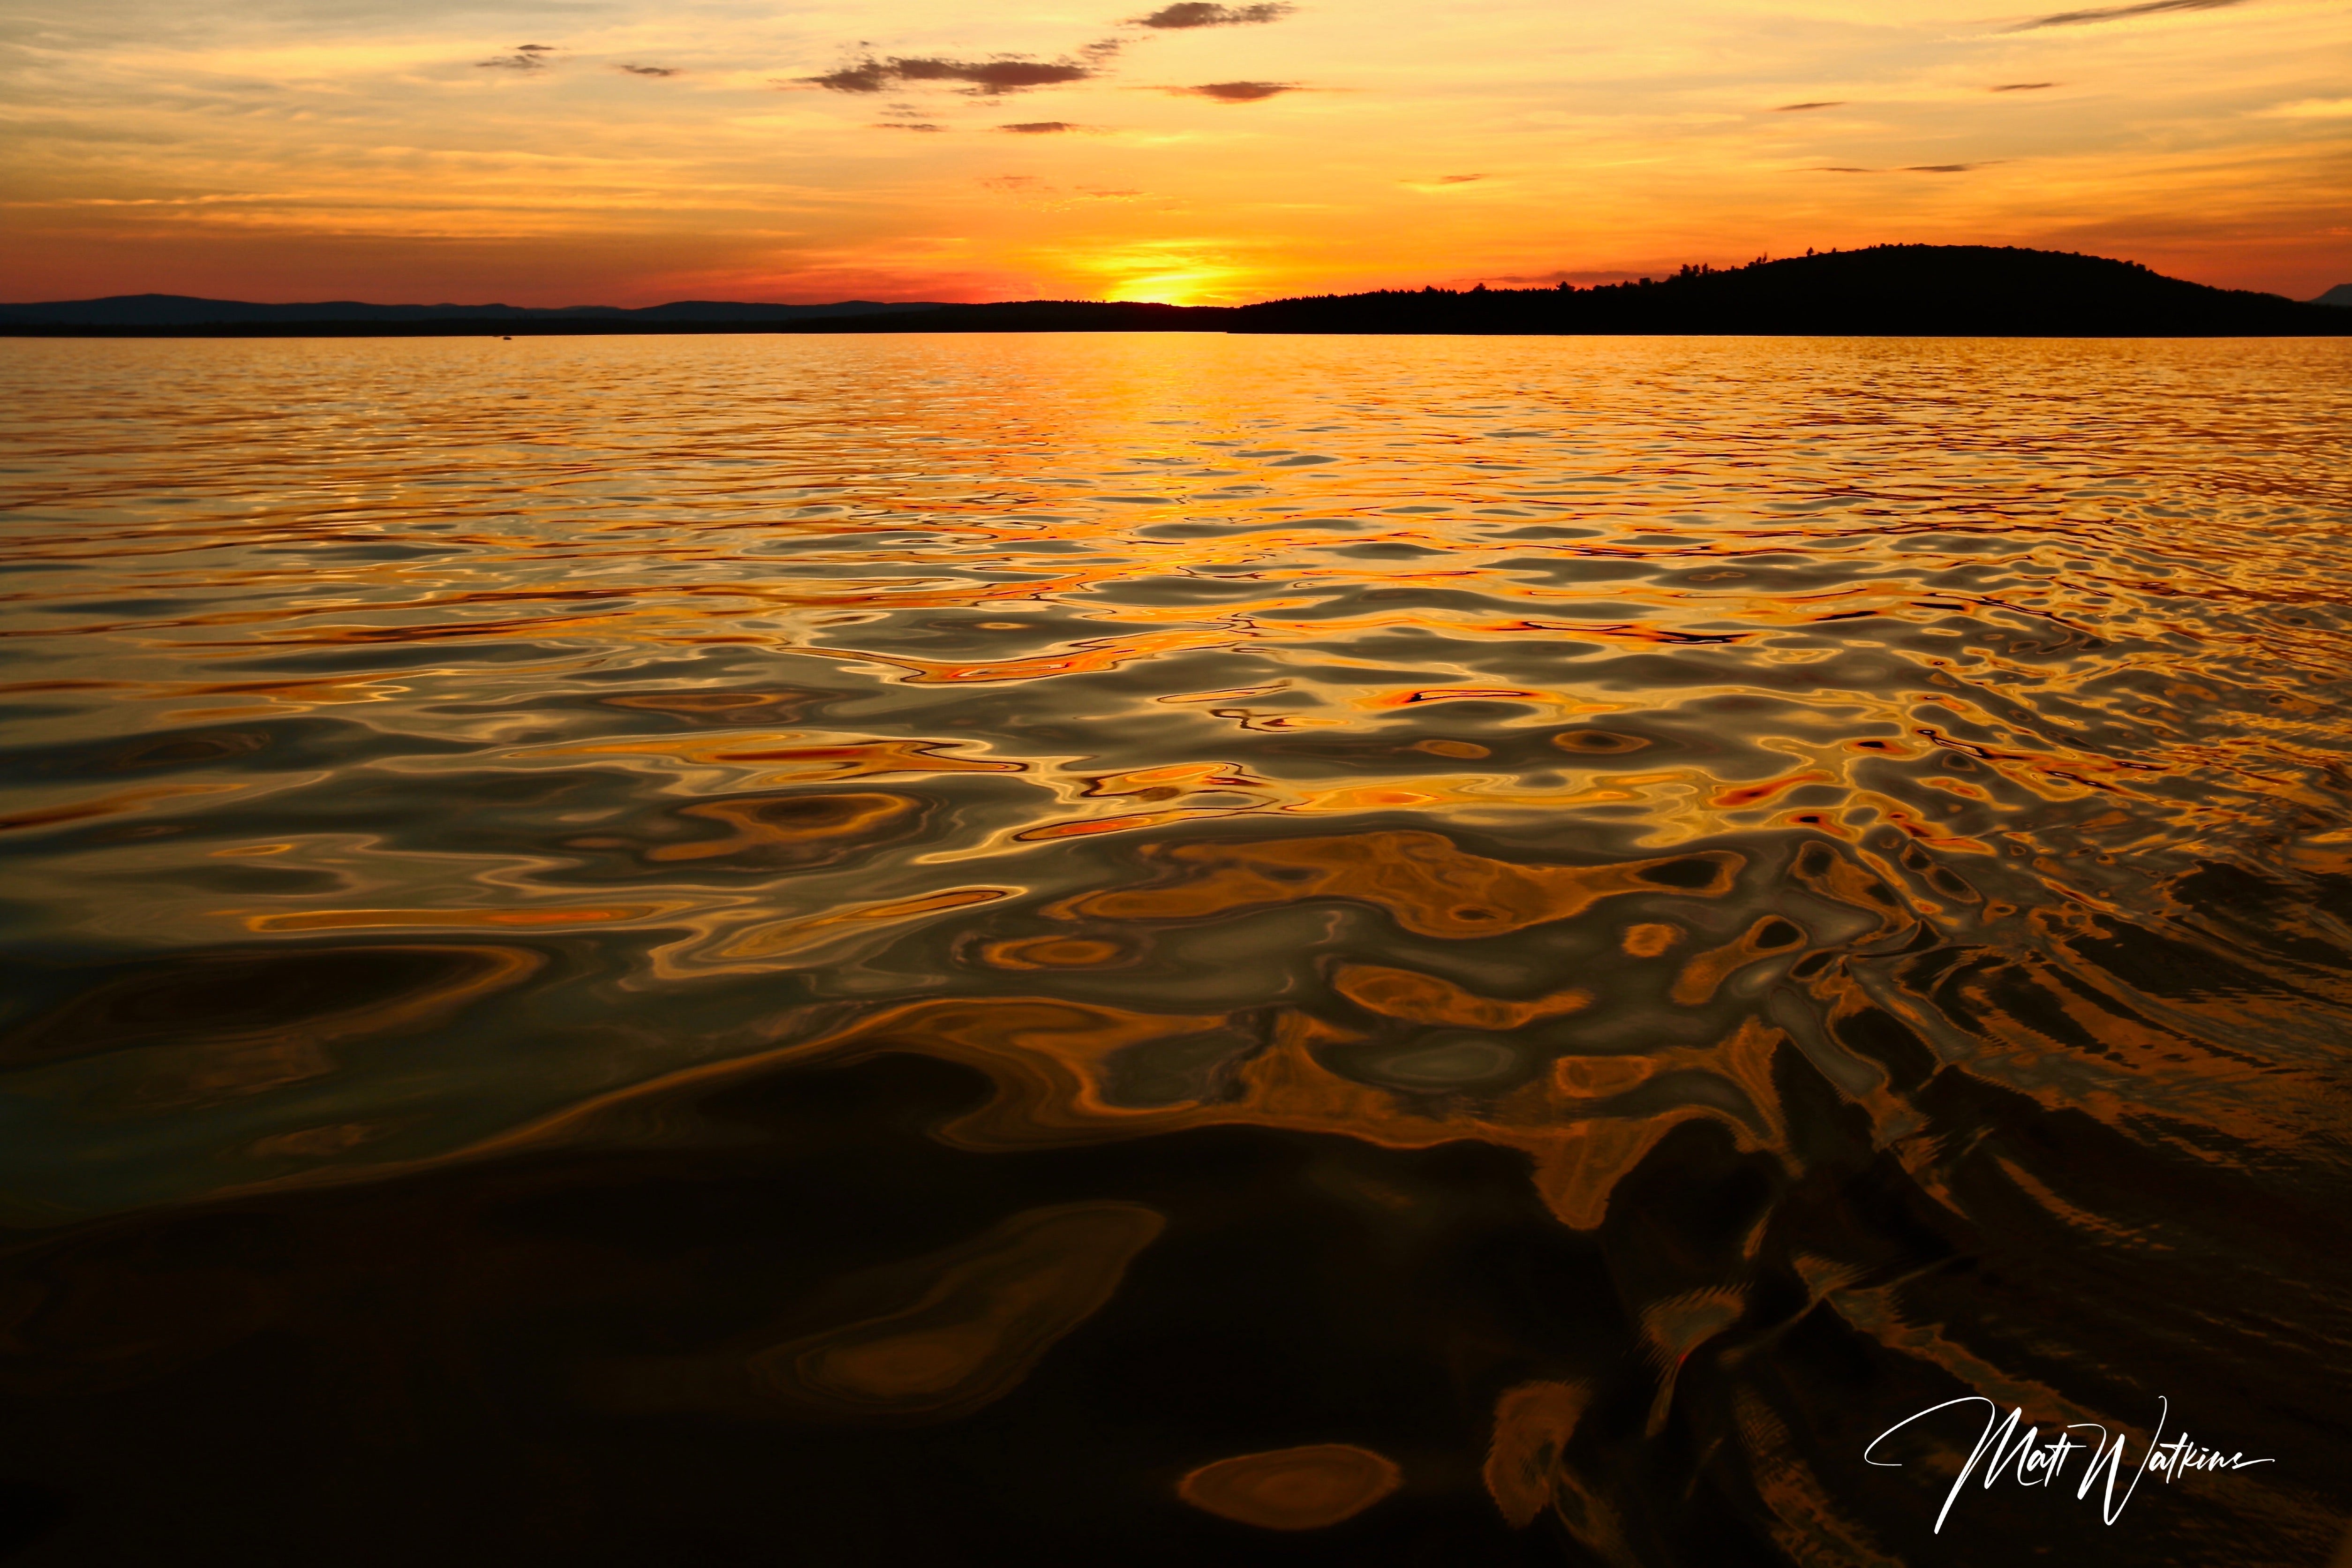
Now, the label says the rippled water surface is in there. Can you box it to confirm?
[3,334,2350,1565]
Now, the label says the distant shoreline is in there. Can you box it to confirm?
[6,320,2347,339]
[6,246,2347,339]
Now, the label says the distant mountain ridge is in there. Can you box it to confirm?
[4,249,2344,336]
[0,294,945,327]
[2314,284,2352,307]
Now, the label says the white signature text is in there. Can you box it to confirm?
[1864,1395,2272,1533]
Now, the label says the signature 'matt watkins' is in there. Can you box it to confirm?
[1866,1395,2275,1535]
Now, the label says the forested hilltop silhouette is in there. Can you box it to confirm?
[6,246,2344,336]
[1219,245,2348,336]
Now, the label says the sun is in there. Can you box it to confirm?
[1103,271,1230,306]
[1064,244,1259,307]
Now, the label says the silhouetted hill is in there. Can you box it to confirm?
[4,249,2342,337]
[1218,246,2347,336]
[2314,284,2352,308]
[0,294,943,328]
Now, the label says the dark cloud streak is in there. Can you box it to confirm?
[1001,121,1078,132]
[807,56,1097,95]
[617,64,679,77]
[1991,80,2058,89]
[1172,80,1297,101]
[1133,3,1294,27]
[1774,100,1844,110]
[477,44,554,70]
[2008,0,2245,30]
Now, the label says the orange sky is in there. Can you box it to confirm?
[3,0,2347,305]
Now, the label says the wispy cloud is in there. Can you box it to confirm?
[1401,172,1490,192]
[1001,121,1078,133]
[806,60,892,92]
[1133,3,1294,27]
[1773,100,1843,111]
[616,64,678,78]
[972,174,1147,209]
[1170,80,1297,101]
[1812,162,1995,173]
[477,44,555,71]
[872,121,946,131]
[1991,81,2057,90]
[2257,96,2352,117]
[2007,0,2246,30]
[807,56,1098,95]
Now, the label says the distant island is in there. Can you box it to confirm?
[6,246,2347,338]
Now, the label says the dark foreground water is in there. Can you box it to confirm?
[2,334,2349,1566]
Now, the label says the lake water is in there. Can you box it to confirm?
[2,333,2349,1565]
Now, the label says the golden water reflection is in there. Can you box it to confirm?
[1,334,2349,1559]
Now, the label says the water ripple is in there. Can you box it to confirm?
[2,334,2349,1562]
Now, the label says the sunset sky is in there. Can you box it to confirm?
[3,0,2346,305]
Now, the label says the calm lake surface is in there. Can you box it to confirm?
[2,333,2349,1565]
